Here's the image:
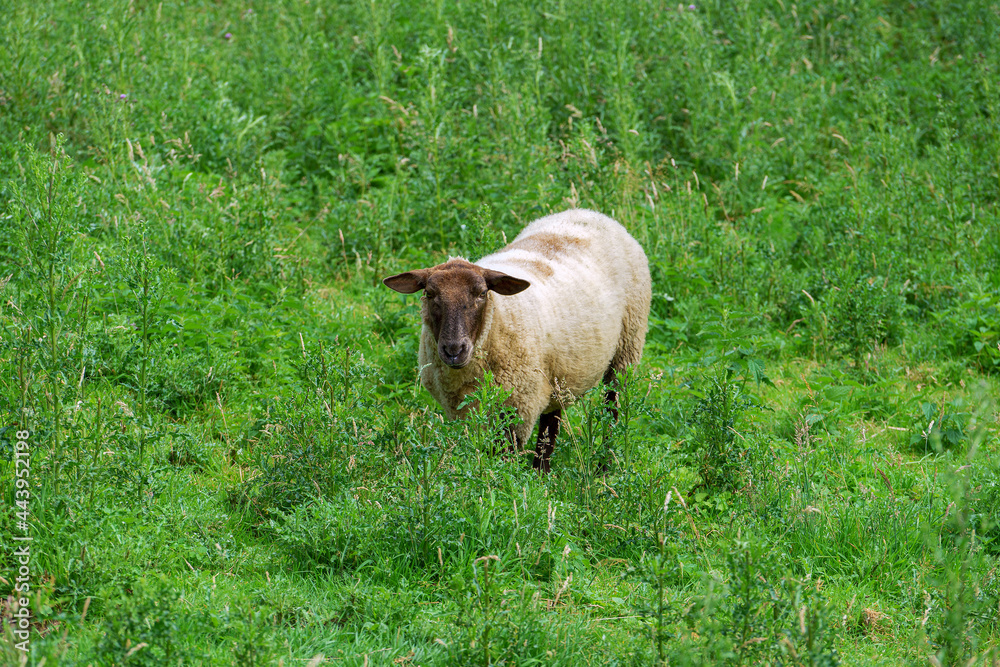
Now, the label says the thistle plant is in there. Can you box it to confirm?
[10,136,81,500]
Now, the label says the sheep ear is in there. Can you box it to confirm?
[383,269,432,294]
[484,270,530,296]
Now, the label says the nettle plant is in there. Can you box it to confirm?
[682,308,773,496]
[457,370,522,462]
[826,274,904,378]
[908,398,969,454]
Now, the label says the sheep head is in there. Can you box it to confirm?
[383,259,530,368]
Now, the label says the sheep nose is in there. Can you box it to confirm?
[442,342,463,358]
[441,341,468,366]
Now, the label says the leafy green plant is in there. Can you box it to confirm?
[9,136,83,499]
[457,370,522,465]
[269,493,378,572]
[682,309,773,493]
[96,579,198,666]
[934,290,1000,375]
[460,203,506,261]
[920,398,998,666]
[231,611,275,667]
[827,275,905,379]
[908,398,969,454]
[398,422,454,569]
[628,488,686,666]
[120,228,170,487]
[688,373,762,493]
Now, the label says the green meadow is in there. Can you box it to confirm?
[2,0,999,664]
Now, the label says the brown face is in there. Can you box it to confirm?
[383,259,530,369]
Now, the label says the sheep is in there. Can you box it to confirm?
[382,208,651,471]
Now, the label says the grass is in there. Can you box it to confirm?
[1,0,999,664]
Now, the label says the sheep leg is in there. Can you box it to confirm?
[500,425,520,457]
[597,367,628,473]
[602,368,621,421]
[532,410,561,473]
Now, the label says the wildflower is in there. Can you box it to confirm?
[688,4,696,9]
[224,32,232,40]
